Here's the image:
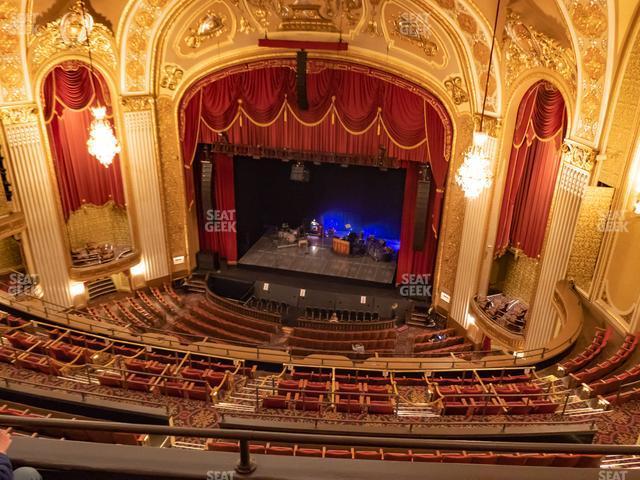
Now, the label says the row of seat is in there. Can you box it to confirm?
[288,336,396,353]
[198,299,279,335]
[558,328,609,375]
[261,393,396,414]
[587,363,640,396]
[205,440,602,467]
[413,328,456,345]
[416,341,473,356]
[191,305,272,343]
[291,326,397,342]
[413,335,464,353]
[173,312,267,346]
[441,397,559,416]
[570,334,638,386]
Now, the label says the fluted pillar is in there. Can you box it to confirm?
[121,96,170,283]
[450,133,499,331]
[0,105,72,306]
[525,140,595,350]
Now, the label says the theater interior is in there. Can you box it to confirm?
[1,0,640,478]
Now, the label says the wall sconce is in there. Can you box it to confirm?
[69,282,86,298]
[634,198,640,216]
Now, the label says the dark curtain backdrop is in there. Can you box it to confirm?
[182,61,453,280]
[495,81,567,258]
[43,63,126,220]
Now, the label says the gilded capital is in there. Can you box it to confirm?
[561,140,596,172]
[474,114,502,137]
[0,105,39,125]
[121,95,155,112]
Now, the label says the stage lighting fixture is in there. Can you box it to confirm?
[290,161,310,182]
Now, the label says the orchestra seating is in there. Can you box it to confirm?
[557,328,609,375]
[206,440,602,467]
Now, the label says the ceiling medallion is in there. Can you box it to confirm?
[185,11,226,48]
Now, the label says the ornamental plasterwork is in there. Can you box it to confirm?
[444,76,468,105]
[0,0,29,102]
[503,13,576,95]
[561,140,596,172]
[121,95,155,111]
[244,0,364,32]
[381,2,447,68]
[29,17,117,72]
[160,64,184,91]
[428,0,500,114]
[184,10,227,49]
[0,105,38,125]
[563,0,609,143]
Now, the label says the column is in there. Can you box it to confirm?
[0,105,72,307]
[121,96,170,283]
[450,133,499,331]
[524,140,595,350]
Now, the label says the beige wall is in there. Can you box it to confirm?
[66,203,132,250]
[0,236,23,274]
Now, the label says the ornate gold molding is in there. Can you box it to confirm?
[473,114,501,137]
[390,12,439,57]
[0,105,39,125]
[121,95,155,112]
[561,140,596,172]
[184,10,227,48]
[444,76,468,106]
[0,212,26,240]
[160,65,184,91]
[503,12,576,94]
[29,14,117,72]
[0,0,28,102]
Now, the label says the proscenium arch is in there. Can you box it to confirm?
[116,0,503,115]
[31,55,143,270]
[172,56,465,297]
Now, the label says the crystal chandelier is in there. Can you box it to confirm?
[456,0,500,199]
[69,0,121,168]
[87,107,121,168]
[455,132,492,199]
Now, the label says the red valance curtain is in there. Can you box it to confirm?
[43,63,126,220]
[181,60,453,279]
[495,82,567,258]
[197,153,238,262]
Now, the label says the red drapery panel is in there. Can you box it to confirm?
[495,82,567,258]
[180,60,452,278]
[43,63,126,220]
[198,153,238,262]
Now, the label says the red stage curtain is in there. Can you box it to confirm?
[181,61,453,279]
[495,82,567,258]
[43,63,126,220]
[212,154,238,262]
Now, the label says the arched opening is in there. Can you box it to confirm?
[178,59,454,287]
[42,62,133,269]
[482,80,568,337]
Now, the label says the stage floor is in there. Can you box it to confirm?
[238,234,397,285]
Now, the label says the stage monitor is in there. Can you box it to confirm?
[290,162,310,182]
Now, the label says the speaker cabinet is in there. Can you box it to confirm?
[200,160,214,216]
[296,50,308,110]
[413,167,431,251]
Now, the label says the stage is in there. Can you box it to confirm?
[238,232,398,285]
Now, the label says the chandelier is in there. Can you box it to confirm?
[65,0,121,168]
[87,107,121,168]
[456,0,501,199]
[455,132,492,199]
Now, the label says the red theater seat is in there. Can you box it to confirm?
[295,448,323,458]
[266,445,294,456]
[412,453,443,462]
[325,449,353,459]
[262,393,290,410]
[383,451,413,461]
[354,449,383,460]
